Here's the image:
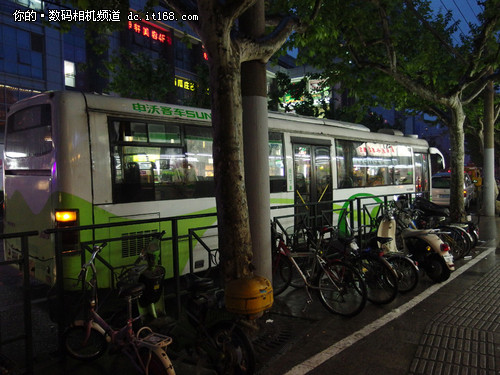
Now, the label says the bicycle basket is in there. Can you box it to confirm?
[118,264,147,285]
[285,225,308,250]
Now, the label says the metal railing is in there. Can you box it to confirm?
[0,230,39,375]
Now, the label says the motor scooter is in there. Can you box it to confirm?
[374,208,420,292]
[391,198,454,283]
[412,197,479,259]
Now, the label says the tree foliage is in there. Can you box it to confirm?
[283,0,500,221]
[106,48,175,102]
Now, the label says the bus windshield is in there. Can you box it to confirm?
[5,104,52,158]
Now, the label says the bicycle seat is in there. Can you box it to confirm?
[118,282,145,299]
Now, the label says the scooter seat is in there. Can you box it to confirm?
[376,236,393,245]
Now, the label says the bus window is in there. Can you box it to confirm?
[336,140,413,188]
[109,119,288,202]
[393,145,413,185]
[414,153,429,192]
[185,125,215,197]
[150,123,181,143]
[365,143,392,186]
[336,139,366,188]
[109,119,215,202]
[5,104,52,159]
[269,132,286,192]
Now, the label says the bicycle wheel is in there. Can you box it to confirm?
[138,347,175,375]
[465,222,479,248]
[63,324,108,360]
[450,225,473,256]
[438,226,469,260]
[386,254,419,293]
[272,253,292,296]
[209,321,256,375]
[359,255,398,305]
[316,260,367,317]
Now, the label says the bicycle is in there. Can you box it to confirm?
[160,274,256,375]
[324,218,400,305]
[271,225,367,317]
[62,243,176,375]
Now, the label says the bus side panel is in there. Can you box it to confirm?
[91,200,219,280]
[88,112,113,205]
[56,93,93,218]
[4,174,54,284]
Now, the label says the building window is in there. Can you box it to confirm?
[64,60,75,87]
[1,26,44,79]
[11,0,44,11]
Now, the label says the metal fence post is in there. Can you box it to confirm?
[171,219,181,318]
[54,230,66,358]
[21,235,33,375]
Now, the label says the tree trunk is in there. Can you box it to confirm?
[208,56,254,281]
[448,99,466,222]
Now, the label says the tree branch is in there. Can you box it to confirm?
[237,15,299,63]
[404,0,467,64]
[237,0,322,63]
[463,5,500,79]
[223,0,258,24]
[371,0,397,70]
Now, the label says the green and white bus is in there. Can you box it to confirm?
[3,91,443,287]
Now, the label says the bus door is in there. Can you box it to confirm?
[293,143,332,229]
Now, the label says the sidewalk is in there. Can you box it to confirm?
[254,214,500,374]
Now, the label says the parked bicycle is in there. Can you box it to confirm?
[117,237,256,375]
[326,230,400,305]
[160,275,256,375]
[62,243,176,375]
[271,224,367,317]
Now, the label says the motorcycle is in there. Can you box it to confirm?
[412,197,479,259]
[391,198,454,283]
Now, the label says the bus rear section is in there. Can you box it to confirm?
[3,100,57,284]
[3,93,94,287]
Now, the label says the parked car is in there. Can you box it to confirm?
[431,171,476,209]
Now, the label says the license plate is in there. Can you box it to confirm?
[440,194,450,198]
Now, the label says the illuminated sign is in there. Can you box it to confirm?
[128,21,172,45]
[175,77,195,91]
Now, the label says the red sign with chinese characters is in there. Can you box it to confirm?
[128,21,172,45]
